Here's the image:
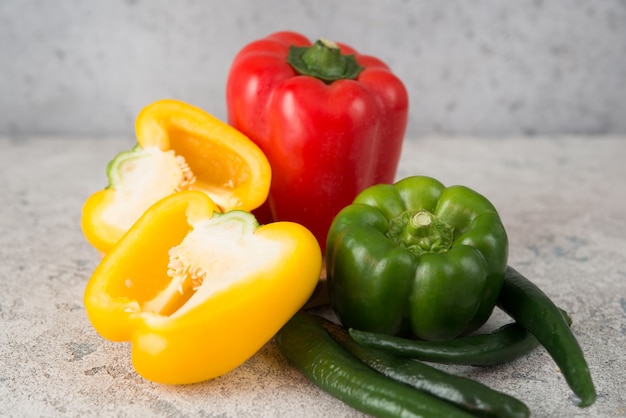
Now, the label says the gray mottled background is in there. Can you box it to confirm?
[1,0,626,139]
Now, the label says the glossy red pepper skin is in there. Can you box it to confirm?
[226,31,409,252]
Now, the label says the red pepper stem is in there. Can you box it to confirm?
[387,210,454,255]
[287,39,364,83]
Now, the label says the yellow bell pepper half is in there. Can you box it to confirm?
[81,99,271,253]
[84,190,322,384]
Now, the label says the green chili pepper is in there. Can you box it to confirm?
[349,322,538,366]
[348,311,572,367]
[319,316,531,418]
[497,266,596,408]
[326,175,508,341]
[275,312,475,418]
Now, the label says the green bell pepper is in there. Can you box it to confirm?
[326,175,508,341]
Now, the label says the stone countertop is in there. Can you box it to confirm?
[1,136,624,417]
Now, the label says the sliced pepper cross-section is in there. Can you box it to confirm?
[81,99,271,253]
[84,190,322,384]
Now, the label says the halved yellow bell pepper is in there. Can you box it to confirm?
[81,99,271,253]
[84,190,322,384]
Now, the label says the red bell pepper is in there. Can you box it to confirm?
[226,31,408,252]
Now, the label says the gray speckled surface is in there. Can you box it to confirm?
[1,136,625,417]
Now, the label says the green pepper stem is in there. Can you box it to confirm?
[287,39,364,83]
[388,211,454,255]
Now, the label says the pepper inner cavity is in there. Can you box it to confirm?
[142,211,280,317]
[103,146,197,231]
